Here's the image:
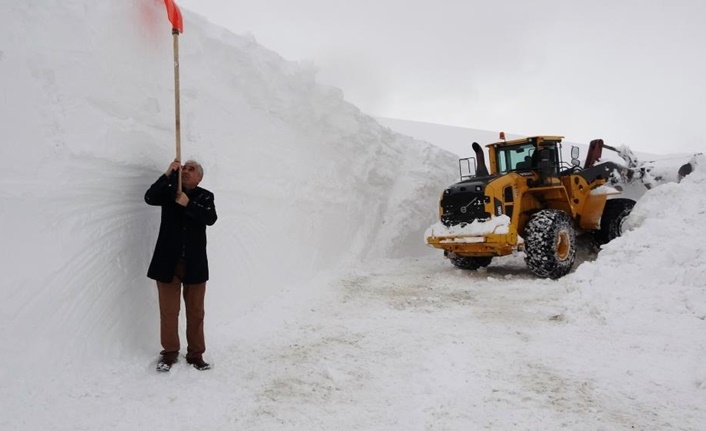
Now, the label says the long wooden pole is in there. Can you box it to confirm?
[172,28,182,191]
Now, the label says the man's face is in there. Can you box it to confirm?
[181,162,202,190]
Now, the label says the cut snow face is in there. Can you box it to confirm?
[0,1,456,372]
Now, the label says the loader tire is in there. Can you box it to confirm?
[450,256,493,270]
[593,198,636,246]
[524,209,576,279]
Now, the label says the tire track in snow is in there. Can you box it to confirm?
[227,254,695,430]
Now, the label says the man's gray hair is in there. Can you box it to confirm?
[184,160,204,178]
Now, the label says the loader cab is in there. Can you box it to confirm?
[488,136,564,181]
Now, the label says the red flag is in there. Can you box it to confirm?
[163,0,184,33]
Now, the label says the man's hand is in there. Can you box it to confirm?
[165,159,181,177]
[175,192,189,207]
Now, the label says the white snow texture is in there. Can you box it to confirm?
[1,2,705,430]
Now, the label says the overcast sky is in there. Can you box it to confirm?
[177,0,705,155]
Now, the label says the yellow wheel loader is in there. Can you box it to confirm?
[425,134,636,279]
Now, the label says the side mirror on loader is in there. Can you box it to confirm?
[571,146,581,167]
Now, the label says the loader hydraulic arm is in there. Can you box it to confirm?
[584,139,639,169]
[576,161,623,184]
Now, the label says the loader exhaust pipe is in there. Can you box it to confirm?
[472,142,490,177]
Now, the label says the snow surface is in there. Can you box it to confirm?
[1,2,705,430]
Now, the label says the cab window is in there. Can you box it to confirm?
[496,143,535,173]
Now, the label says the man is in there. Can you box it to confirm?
[145,159,217,372]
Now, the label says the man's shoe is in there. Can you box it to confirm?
[156,356,177,372]
[186,357,211,371]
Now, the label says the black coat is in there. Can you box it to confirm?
[145,172,217,284]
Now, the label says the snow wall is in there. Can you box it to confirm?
[0,1,458,369]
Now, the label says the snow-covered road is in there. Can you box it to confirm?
[228,252,704,430]
[5,251,705,431]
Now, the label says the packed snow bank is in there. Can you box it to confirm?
[0,1,457,373]
[569,157,706,320]
[554,157,706,393]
